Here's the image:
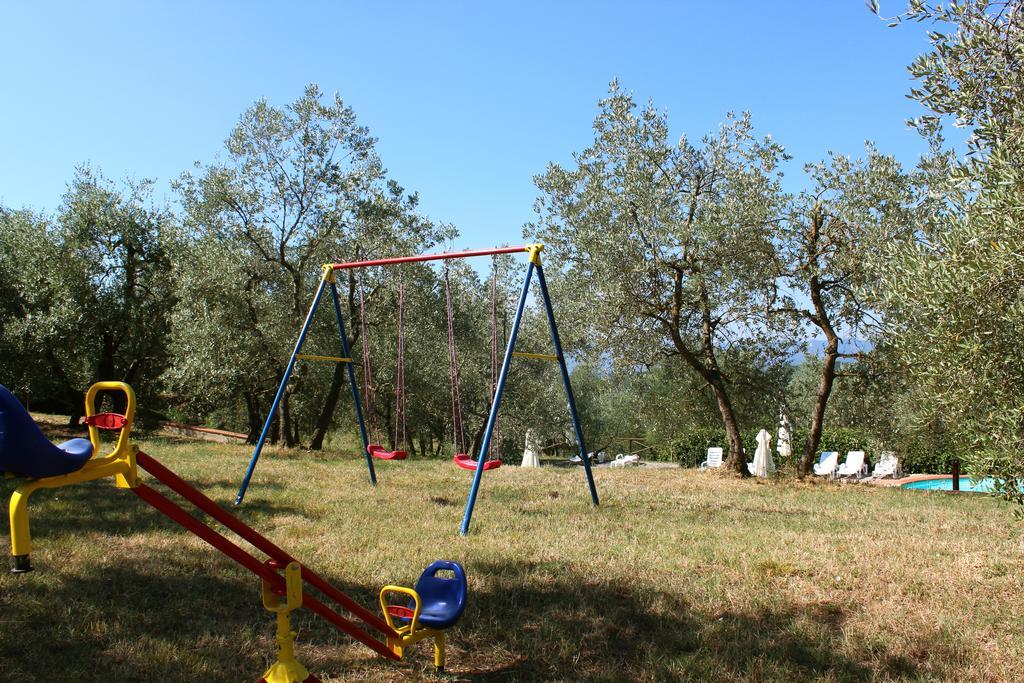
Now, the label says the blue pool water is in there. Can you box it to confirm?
[901,477,997,492]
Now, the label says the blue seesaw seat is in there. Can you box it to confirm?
[412,560,467,629]
[0,384,93,479]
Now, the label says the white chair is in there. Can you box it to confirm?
[813,451,839,477]
[699,447,724,469]
[872,451,901,479]
[836,450,867,478]
[610,453,640,468]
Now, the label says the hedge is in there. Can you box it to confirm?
[650,425,959,474]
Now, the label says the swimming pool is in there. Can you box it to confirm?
[900,477,997,492]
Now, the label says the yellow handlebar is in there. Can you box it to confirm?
[84,381,136,459]
[379,585,422,636]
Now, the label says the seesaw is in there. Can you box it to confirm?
[1,381,466,681]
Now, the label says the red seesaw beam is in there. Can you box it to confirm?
[136,453,393,636]
[330,245,532,271]
[132,451,399,660]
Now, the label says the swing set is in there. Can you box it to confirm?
[235,243,599,534]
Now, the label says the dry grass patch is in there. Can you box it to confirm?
[2,432,1022,681]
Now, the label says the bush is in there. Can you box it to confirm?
[653,424,959,474]
[655,427,730,468]
[893,442,960,475]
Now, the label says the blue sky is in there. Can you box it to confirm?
[1,1,936,247]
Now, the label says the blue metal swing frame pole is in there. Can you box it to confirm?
[460,261,535,535]
[459,248,599,534]
[235,278,328,505]
[235,270,378,505]
[328,279,376,485]
[536,261,599,506]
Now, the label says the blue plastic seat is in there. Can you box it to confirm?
[0,384,93,478]
[412,560,467,629]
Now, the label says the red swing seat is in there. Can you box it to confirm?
[453,453,501,471]
[368,444,408,461]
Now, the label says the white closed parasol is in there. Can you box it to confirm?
[520,428,540,468]
[752,428,776,477]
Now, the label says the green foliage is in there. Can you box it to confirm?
[654,422,958,475]
[654,426,871,469]
[0,169,175,420]
[874,0,1024,507]
[529,81,791,470]
[0,208,65,400]
[779,146,912,336]
[168,84,449,446]
[571,353,787,461]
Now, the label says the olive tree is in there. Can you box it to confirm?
[529,82,789,473]
[872,0,1024,506]
[775,147,914,474]
[0,169,174,422]
[171,84,444,444]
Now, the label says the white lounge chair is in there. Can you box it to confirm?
[699,447,724,469]
[836,450,867,478]
[813,451,839,477]
[610,453,640,468]
[872,451,901,479]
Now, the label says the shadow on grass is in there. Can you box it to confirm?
[0,473,292,550]
[0,477,974,682]
[449,560,950,682]
[0,558,374,681]
[0,474,394,681]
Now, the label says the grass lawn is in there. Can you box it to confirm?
[2,423,1022,681]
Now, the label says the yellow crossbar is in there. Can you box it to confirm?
[512,352,559,362]
[296,354,353,363]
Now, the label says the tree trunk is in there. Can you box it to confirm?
[797,206,843,476]
[708,375,746,474]
[96,331,117,382]
[799,335,840,475]
[44,348,83,427]
[309,362,346,450]
[685,351,746,474]
[668,279,750,476]
[469,420,487,459]
[270,397,281,445]
[67,389,84,429]
[668,346,748,475]
[383,402,393,450]
[281,394,296,447]
[245,391,263,444]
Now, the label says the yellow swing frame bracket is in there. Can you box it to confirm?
[525,242,544,266]
[379,585,447,671]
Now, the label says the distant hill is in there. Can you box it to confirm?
[793,338,872,362]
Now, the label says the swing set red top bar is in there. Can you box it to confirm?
[329,244,541,271]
